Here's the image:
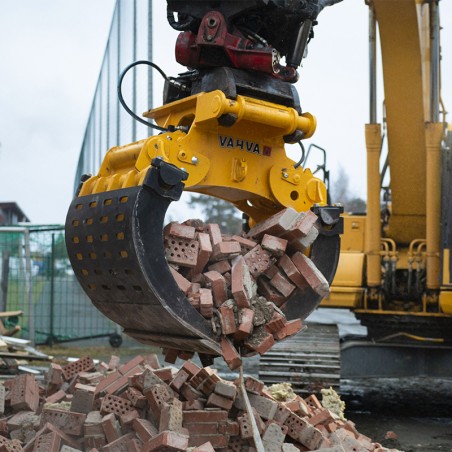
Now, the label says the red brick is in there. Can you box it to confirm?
[308,409,336,426]
[193,442,215,452]
[144,385,172,422]
[183,400,205,411]
[165,236,199,268]
[283,211,318,239]
[304,394,323,410]
[214,381,237,400]
[152,367,173,382]
[261,234,288,257]
[234,308,255,340]
[169,267,191,294]
[100,394,134,417]
[246,208,299,239]
[170,369,190,392]
[269,270,296,298]
[212,241,241,262]
[275,319,303,340]
[245,376,265,395]
[125,387,147,409]
[33,431,61,452]
[206,393,234,410]
[237,414,254,439]
[133,418,158,443]
[180,361,201,378]
[159,399,183,433]
[204,224,222,246]
[129,366,165,391]
[291,252,330,297]
[9,374,39,413]
[180,383,203,402]
[231,235,258,254]
[107,355,120,370]
[103,432,137,452]
[265,311,287,334]
[127,437,144,452]
[167,222,196,240]
[244,245,275,277]
[102,413,122,444]
[141,431,189,452]
[119,408,140,427]
[257,278,286,306]
[245,329,275,355]
[185,423,219,436]
[193,232,213,275]
[199,288,214,318]
[95,371,121,396]
[189,434,228,448]
[218,301,237,335]
[61,356,95,380]
[278,254,307,290]
[182,410,228,424]
[40,408,87,436]
[71,384,95,414]
[45,389,66,404]
[207,260,231,274]
[203,271,227,306]
[231,256,255,308]
[47,363,64,385]
[220,337,242,370]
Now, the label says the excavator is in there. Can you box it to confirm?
[260,0,452,395]
[65,0,344,361]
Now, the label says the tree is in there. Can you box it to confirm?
[189,194,242,235]
[329,166,366,213]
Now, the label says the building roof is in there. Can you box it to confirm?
[0,202,30,223]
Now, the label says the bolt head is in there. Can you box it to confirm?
[191,156,199,165]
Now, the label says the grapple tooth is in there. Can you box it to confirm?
[65,175,221,356]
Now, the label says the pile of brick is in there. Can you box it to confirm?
[164,208,330,369]
[0,355,398,452]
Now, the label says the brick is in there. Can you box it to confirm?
[159,399,183,433]
[144,385,172,422]
[127,437,144,452]
[184,423,218,435]
[40,408,87,436]
[245,329,275,355]
[167,222,196,240]
[204,224,222,246]
[141,431,189,452]
[84,411,104,437]
[231,256,255,308]
[108,355,121,370]
[244,245,275,278]
[265,311,287,334]
[203,271,227,306]
[192,442,215,452]
[234,308,255,340]
[257,278,286,306]
[214,381,237,400]
[152,367,173,383]
[262,422,286,448]
[7,411,39,431]
[207,260,231,274]
[220,337,241,370]
[180,383,203,402]
[212,241,241,261]
[165,236,199,268]
[84,435,107,450]
[130,366,165,392]
[170,267,192,294]
[199,288,214,318]
[269,270,296,298]
[79,371,105,385]
[133,418,158,443]
[47,363,64,386]
[193,233,213,275]
[189,434,228,448]
[100,394,134,417]
[248,394,278,420]
[245,377,265,395]
[261,234,288,257]
[283,211,318,239]
[143,354,161,370]
[183,400,205,411]
[246,208,299,239]
[9,374,39,413]
[181,361,201,378]
[206,393,234,410]
[237,413,254,439]
[61,356,95,380]
[103,432,137,452]
[125,387,147,409]
[231,235,258,254]
[275,319,303,340]
[170,369,190,392]
[308,409,336,426]
[278,254,307,290]
[45,389,66,404]
[285,413,325,449]
[218,301,237,335]
[102,413,122,444]
[60,447,82,452]
[183,410,228,424]
[95,371,121,396]
[304,394,323,410]
[33,431,61,452]
[71,384,95,414]
[291,252,330,297]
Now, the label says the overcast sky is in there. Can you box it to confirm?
[0,0,451,224]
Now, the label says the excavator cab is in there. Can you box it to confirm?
[65,0,343,364]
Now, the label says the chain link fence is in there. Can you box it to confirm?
[0,226,120,347]
[74,0,154,193]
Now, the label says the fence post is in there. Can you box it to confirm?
[0,250,10,312]
[24,229,34,346]
[49,233,56,345]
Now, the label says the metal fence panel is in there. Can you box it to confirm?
[0,227,117,346]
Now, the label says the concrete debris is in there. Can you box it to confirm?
[0,355,401,451]
[164,209,330,369]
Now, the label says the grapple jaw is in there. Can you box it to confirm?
[66,160,342,357]
[66,161,221,355]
